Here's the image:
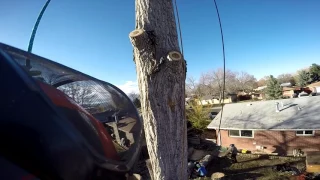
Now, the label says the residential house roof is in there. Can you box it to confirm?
[207,96,320,130]
[282,86,308,91]
[254,86,267,91]
[201,93,237,100]
[308,81,320,88]
[280,82,292,87]
[283,87,298,91]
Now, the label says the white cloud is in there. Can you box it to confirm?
[116,81,139,94]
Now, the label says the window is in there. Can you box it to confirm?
[296,130,314,136]
[229,130,254,138]
[229,130,240,137]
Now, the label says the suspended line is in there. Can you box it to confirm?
[173,0,184,55]
[213,0,226,145]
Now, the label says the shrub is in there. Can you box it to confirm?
[186,104,211,132]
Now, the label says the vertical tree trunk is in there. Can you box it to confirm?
[129,0,187,179]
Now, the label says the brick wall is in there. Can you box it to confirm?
[218,130,320,155]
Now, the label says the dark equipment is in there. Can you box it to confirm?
[0,43,143,180]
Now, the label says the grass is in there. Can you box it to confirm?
[195,154,306,180]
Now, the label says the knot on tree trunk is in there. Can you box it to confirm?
[129,29,186,76]
[129,29,149,49]
[167,51,182,61]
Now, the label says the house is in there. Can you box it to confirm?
[198,95,215,105]
[282,87,312,98]
[252,86,267,100]
[250,92,265,100]
[197,94,237,105]
[307,81,320,95]
[207,96,320,155]
[237,91,251,101]
[282,87,300,98]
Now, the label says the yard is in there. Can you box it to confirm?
[194,154,306,180]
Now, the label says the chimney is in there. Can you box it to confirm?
[275,102,280,112]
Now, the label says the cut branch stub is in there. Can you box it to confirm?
[167,51,182,61]
[129,29,148,49]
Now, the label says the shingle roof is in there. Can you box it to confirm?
[207,96,320,130]
[308,81,320,87]
[280,82,292,87]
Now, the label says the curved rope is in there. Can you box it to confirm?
[173,0,184,55]
[213,0,227,145]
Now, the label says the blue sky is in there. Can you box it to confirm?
[1,0,319,93]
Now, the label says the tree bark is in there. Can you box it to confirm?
[129,0,187,179]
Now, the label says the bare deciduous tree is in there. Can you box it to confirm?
[58,82,96,107]
[129,0,187,179]
[257,76,270,87]
[44,73,60,85]
[199,68,237,102]
[277,73,295,85]
[235,71,257,91]
[128,92,140,101]
[186,77,197,95]
[128,92,141,109]
[191,69,257,103]
[186,76,206,98]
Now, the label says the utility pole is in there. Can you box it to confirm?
[129,0,187,179]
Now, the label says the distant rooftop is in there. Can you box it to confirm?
[254,86,267,91]
[280,82,292,87]
[308,81,320,87]
[208,96,320,130]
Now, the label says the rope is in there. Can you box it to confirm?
[28,0,51,53]
[173,0,184,55]
[213,0,227,145]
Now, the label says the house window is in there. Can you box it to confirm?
[229,130,254,138]
[296,130,314,136]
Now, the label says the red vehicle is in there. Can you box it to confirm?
[0,43,142,180]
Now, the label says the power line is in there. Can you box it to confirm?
[173,0,184,55]
[213,0,226,146]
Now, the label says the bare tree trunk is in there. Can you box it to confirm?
[129,0,187,179]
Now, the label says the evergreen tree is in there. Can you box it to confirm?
[266,75,282,99]
[296,70,311,86]
[310,63,320,83]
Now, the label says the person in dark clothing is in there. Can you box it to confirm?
[193,162,207,177]
[229,144,238,163]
